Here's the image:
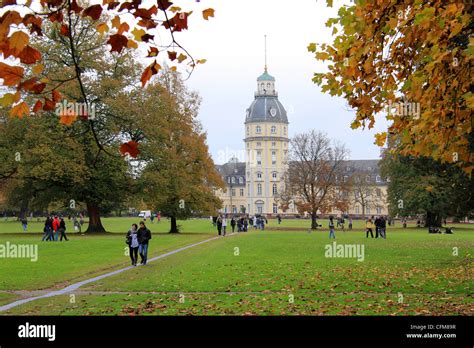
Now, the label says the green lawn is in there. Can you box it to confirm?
[0,219,472,315]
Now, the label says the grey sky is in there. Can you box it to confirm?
[174,0,389,164]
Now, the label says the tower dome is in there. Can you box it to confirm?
[245,69,288,124]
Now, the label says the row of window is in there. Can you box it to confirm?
[252,150,286,166]
[227,176,244,184]
[248,141,287,148]
[231,184,278,197]
[231,188,245,197]
[337,175,383,183]
[247,126,287,136]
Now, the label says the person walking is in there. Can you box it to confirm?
[157,211,161,223]
[137,221,151,265]
[374,216,380,238]
[366,218,374,238]
[348,217,353,230]
[42,217,52,241]
[58,218,68,241]
[230,217,236,232]
[216,215,223,236]
[329,216,336,239]
[52,216,60,241]
[126,224,139,266]
[21,218,28,232]
[222,215,227,236]
[380,216,387,239]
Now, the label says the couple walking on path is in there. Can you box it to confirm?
[126,221,152,266]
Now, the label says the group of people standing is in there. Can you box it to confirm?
[212,214,269,236]
[125,221,152,266]
[365,216,387,239]
[42,216,68,241]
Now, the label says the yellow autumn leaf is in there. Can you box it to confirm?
[111,16,121,30]
[0,92,20,107]
[132,28,145,41]
[96,23,109,34]
[177,53,187,63]
[127,40,138,49]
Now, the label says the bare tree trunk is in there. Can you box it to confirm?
[311,212,318,230]
[85,202,106,233]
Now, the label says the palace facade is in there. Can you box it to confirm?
[215,68,389,217]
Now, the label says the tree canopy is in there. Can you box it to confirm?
[310,0,473,175]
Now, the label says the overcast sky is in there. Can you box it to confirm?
[157,0,389,164]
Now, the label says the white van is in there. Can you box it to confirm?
[138,210,151,218]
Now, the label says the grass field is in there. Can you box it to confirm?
[0,218,472,315]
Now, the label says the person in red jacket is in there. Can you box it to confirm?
[52,216,60,241]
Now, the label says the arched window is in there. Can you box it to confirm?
[231,177,236,184]
[256,126,261,134]
[271,126,276,134]
[238,177,244,184]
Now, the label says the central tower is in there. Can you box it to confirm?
[244,41,289,215]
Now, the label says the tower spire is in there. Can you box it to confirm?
[264,34,267,73]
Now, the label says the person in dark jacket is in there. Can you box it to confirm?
[58,218,68,241]
[42,217,53,241]
[230,217,236,232]
[137,221,151,265]
[379,216,386,239]
[216,216,223,236]
[374,216,381,238]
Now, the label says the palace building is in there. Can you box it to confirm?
[215,65,389,217]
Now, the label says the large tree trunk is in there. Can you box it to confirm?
[169,216,179,233]
[19,198,29,220]
[425,211,442,228]
[311,212,318,230]
[85,202,106,233]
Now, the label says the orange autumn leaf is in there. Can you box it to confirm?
[43,98,55,111]
[140,60,161,87]
[60,24,69,36]
[202,8,215,20]
[18,45,41,64]
[52,90,61,103]
[8,30,29,53]
[59,109,77,126]
[10,101,29,118]
[31,82,46,94]
[32,100,42,113]
[0,62,24,86]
